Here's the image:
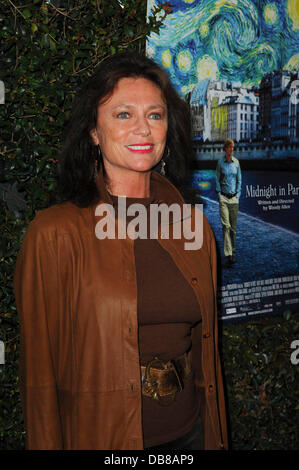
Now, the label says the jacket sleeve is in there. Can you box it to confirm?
[14,216,63,449]
[206,220,228,450]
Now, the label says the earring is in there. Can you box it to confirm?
[94,145,102,180]
[160,159,166,176]
[160,146,169,176]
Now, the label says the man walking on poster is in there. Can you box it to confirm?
[216,138,242,267]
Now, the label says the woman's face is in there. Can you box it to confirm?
[91,77,168,181]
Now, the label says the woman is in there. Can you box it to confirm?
[14,53,228,450]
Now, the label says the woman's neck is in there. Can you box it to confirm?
[105,171,151,198]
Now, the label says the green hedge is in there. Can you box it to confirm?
[0,0,298,451]
[221,313,299,450]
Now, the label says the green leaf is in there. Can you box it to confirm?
[31,23,38,34]
[23,9,31,19]
[49,38,56,52]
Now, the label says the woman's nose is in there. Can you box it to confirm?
[133,116,151,136]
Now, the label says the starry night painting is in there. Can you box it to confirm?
[147,0,299,96]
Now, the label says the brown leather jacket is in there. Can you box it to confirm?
[14,170,228,450]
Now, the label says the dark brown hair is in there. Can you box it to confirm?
[58,52,193,207]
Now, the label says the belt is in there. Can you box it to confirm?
[221,191,236,199]
[140,352,191,406]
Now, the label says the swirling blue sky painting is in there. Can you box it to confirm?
[147,0,299,95]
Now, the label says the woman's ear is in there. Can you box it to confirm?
[90,128,99,146]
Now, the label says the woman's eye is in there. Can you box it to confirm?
[150,112,162,120]
[117,112,130,119]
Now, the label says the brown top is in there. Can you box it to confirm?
[111,195,202,447]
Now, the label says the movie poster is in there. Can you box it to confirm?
[147,0,299,322]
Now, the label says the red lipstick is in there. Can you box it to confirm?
[126,143,154,154]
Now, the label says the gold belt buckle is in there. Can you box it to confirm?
[142,356,183,406]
